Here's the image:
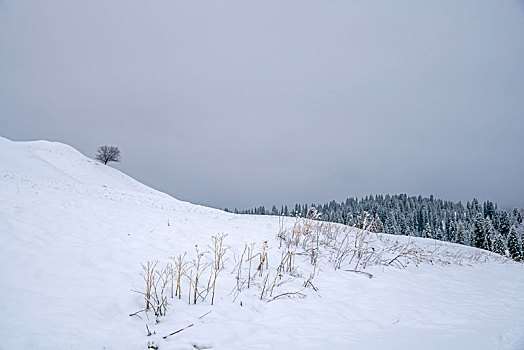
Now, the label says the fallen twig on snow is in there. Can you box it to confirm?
[129,309,146,318]
[198,311,212,319]
[163,323,194,339]
[268,291,306,302]
[344,269,373,279]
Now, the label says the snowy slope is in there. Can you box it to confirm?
[1,136,523,350]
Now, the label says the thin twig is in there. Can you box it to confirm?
[344,269,373,279]
[129,309,145,317]
[198,311,212,319]
[268,291,306,302]
[163,324,194,339]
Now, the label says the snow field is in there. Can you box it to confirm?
[1,136,523,349]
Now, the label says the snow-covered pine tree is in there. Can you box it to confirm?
[507,227,521,261]
[499,211,511,239]
[423,222,433,239]
[491,234,505,256]
[473,213,487,249]
[483,218,494,251]
[385,214,398,235]
[483,200,496,220]
[513,208,523,224]
[522,230,524,260]
[455,222,467,245]
[445,217,455,241]
[435,228,443,241]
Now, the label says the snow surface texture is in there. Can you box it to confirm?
[1,136,523,350]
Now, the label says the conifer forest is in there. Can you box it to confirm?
[230,195,524,261]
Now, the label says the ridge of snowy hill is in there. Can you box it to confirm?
[1,136,523,350]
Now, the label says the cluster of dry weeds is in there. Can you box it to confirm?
[133,233,228,320]
[133,208,508,345]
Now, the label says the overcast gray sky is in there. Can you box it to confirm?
[1,0,524,210]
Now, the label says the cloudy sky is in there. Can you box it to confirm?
[1,0,523,210]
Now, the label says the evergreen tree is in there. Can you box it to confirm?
[483,218,494,251]
[492,234,505,255]
[445,216,454,241]
[499,212,511,239]
[455,222,466,245]
[385,215,399,235]
[483,200,496,220]
[507,227,521,261]
[522,231,524,260]
[435,228,443,240]
[513,208,522,224]
[473,213,487,249]
[423,222,433,239]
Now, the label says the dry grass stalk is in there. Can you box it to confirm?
[134,261,170,317]
[333,229,352,270]
[170,253,189,299]
[278,249,296,274]
[257,241,269,276]
[247,243,255,289]
[140,261,158,311]
[269,272,280,297]
[152,266,170,316]
[278,216,286,248]
[303,274,319,291]
[259,271,271,300]
[186,270,193,304]
[236,244,248,291]
[191,245,211,305]
[210,233,228,305]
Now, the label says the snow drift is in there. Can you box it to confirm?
[0,136,523,350]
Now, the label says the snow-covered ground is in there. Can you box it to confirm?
[1,136,523,350]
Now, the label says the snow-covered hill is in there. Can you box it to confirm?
[1,136,523,350]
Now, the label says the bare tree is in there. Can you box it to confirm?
[95,145,121,165]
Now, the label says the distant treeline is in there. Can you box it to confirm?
[225,194,524,261]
